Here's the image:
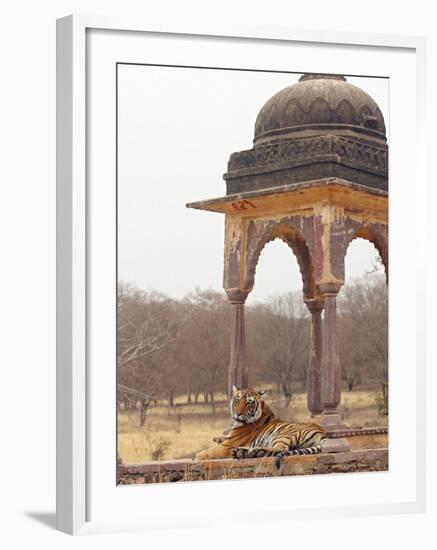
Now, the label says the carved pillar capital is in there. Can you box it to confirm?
[318,281,343,296]
[225,288,250,305]
[304,298,324,314]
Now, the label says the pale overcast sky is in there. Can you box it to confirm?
[117,66,388,303]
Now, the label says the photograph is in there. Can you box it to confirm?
[1,0,431,543]
[116,66,389,485]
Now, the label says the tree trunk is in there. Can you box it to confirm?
[176,406,182,433]
[203,391,209,404]
[139,399,149,427]
[210,391,216,417]
[168,389,174,408]
[282,382,292,407]
[194,389,200,403]
[187,382,192,404]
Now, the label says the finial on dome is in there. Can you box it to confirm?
[298,74,346,82]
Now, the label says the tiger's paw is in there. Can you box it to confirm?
[247,447,270,458]
[231,447,250,459]
[232,447,272,459]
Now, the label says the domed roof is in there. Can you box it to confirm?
[223,73,388,196]
[254,74,386,147]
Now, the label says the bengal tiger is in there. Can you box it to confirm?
[195,386,327,469]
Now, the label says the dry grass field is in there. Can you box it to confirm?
[118,389,388,464]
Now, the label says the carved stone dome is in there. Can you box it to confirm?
[254,74,386,147]
[224,73,388,195]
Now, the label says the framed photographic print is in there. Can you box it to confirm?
[56,15,427,535]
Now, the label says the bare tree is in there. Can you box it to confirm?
[180,289,230,415]
[248,292,309,406]
[117,283,178,425]
[338,275,388,391]
[118,283,177,368]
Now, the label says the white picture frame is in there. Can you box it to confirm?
[56,14,427,535]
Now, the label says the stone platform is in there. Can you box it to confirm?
[118,429,388,485]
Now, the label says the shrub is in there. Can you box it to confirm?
[375,383,388,417]
[151,437,171,461]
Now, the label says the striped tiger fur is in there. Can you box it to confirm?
[195,386,327,469]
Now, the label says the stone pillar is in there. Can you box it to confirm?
[226,290,249,398]
[319,282,344,428]
[305,299,324,416]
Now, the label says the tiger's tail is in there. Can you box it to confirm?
[287,444,323,456]
[274,444,324,470]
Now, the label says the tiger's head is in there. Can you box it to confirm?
[230,386,266,424]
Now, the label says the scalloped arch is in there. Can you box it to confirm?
[347,226,388,282]
[243,223,316,299]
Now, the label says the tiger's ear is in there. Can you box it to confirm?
[258,389,266,396]
[232,385,239,396]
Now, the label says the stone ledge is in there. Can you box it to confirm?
[322,437,350,453]
[186,178,388,215]
[327,426,388,438]
[118,448,388,484]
